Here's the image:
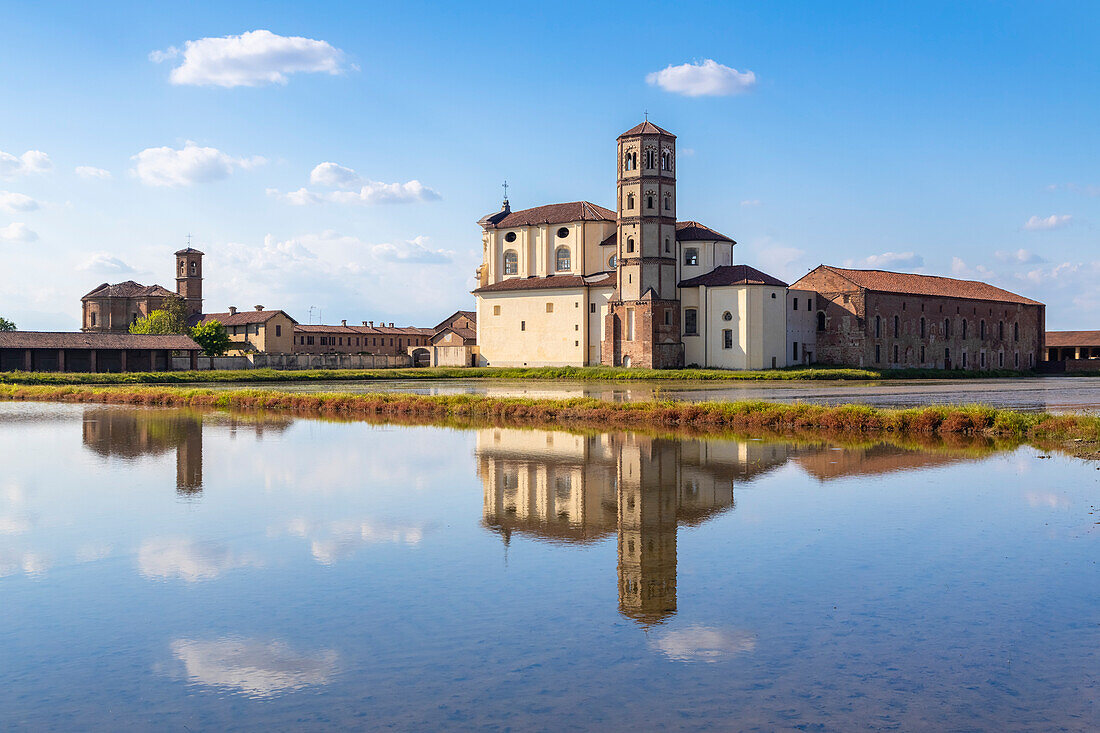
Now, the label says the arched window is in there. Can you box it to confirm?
[920,317,926,338]
[626,237,635,253]
[874,315,881,338]
[190,261,197,276]
[647,195,654,209]
[893,315,899,338]
[624,153,634,171]
[503,249,518,275]
[664,237,670,253]
[663,194,671,211]
[980,320,986,339]
[179,261,185,275]
[1014,322,1019,341]
[944,318,951,337]
[962,319,968,338]
[627,193,635,210]
[661,150,671,171]
[555,246,571,272]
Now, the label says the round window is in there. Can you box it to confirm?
[722,311,733,321]
[556,227,569,239]
[608,255,617,268]
[505,232,517,243]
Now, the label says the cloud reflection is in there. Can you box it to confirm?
[0,550,51,577]
[650,625,757,663]
[138,537,260,582]
[171,638,339,698]
[276,517,425,565]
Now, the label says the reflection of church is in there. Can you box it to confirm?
[80,408,289,497]
[477,429,791,625]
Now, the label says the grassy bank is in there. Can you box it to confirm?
[0,364,1045,386]
[2,384,1098,457]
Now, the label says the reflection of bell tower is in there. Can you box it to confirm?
[602,120,682,369]
[176,417,203,496]
[175,246,204,316]
[616,435,679,625]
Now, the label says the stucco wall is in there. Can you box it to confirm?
[681,285,786,369]
[477,288,589,367]
[786,289,818,365]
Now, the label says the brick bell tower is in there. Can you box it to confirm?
[174,245,204,317]
[602,120,683,368]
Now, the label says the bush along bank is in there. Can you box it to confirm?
[2,384,1099,457]
[0,364,1048,386]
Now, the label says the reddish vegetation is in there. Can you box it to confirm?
[2,384,1099,456]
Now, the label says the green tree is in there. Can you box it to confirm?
[129,294,188,335]
[0,317,15,332]
[189,320,232,356]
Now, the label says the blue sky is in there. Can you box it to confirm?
[1,0,1098,329]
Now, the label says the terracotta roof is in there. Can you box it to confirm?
[194,309,297,327]
[293,324,432,336]
[676,221,735,243]
[1046,330,1100,347]
[432,326,477,344]
[473,271,616,294]
[678,265,788,288]
[481,201,616,229]
[433,310,477,331]
[618,120,676,138]
[600,232,617,247]
[174,247,204,256]
[82,281,176,300]
[803,266,1043,306]
[0,331,200,350]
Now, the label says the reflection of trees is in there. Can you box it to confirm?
[477,429,984,627]
[81,408,290,497]
[477,429,791,626]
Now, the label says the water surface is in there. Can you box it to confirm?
[0,402,1097,730]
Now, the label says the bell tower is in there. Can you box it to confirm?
[174,245,204,316]
[602,120,683,368]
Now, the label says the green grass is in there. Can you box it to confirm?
[0,364,1040,386]
[2,384,1098,460]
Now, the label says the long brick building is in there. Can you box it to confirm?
[791,265,1045,370]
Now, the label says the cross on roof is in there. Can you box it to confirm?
[502,180,509,202]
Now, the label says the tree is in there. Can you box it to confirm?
[189,320,231,357]
[0,317,15,332]
[129,294,188,335]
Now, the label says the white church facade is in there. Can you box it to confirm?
[473,120,816,369]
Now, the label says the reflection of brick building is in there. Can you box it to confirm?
[82,248,204,332]
[791,266,1045,370]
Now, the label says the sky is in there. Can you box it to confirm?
[1,0,1098,330]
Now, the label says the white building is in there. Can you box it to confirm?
[473,121,810,369]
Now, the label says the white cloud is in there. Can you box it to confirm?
[78,252,136,274]
[739,199,760,207]
[371,236,452,264]
[75,166,112,180]
[1022,214,1072,231]
[268,174,440,206]
[740,237,807,283]
[0,149,51,178]
[0,223,39,243]
[995,248,1046,264]
[130,141,264,187]
[646,59,756,97]
[309,161,361,189]
[650,625,757,662]
[0,191,39,213]
[171,638,339,698]
[151,30,348,88]
[138,537,259,582]
[844,251,924,270]
[950,256,996,279]
[330,180,440,205]
[271,162,440,205]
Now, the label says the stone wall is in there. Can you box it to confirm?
[171,353,412,371]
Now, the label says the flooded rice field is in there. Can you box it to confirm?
[0,401,1097,730]
[187,375,1100,413]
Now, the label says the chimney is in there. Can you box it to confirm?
[369,321,374,327]
[341,319,347,327]
[254,305,264,311]
[228,306,237,315]
[362,321,368,327]
[389,322,394,328]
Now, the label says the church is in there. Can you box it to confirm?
[473,120,806,369]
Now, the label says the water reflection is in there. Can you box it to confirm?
[478,428,985,626]
[80,408,288,496]
[171,638,339,698]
